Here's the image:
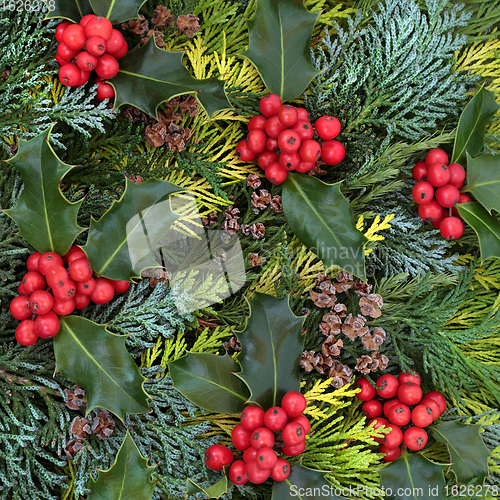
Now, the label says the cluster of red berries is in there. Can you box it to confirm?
[204,391,310,485]
[411,148,471,240]
[10,247,130,346]
[356,371,447,462]
[236,94,345,184]
[55,15,128,100]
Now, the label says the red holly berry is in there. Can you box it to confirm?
[76,51,97,71]
[109,280,130,294]
[240,406,265,431]
[423,391,446,415]
[376,374,399,399]
[27,252,42,272]
[367,417,390,443]
[420,397,440,421]
[76,277,96,296]
[387,403,411,426]
[245,460,271,484]
[314,116,341,140]
[10,296,32,320]
[398,371,420,386]
[46,265,69,290]
[59,63,81,86]
[448,163,465,188]
[69,258,93,282]
[279,151,301,171]
[426,163,451,187]
[379,443,401,462]
[277,105,298,127]
[57,42,79,61]
[79,14,97,27]
[299,139,321,162]
[15,320,37,346]
[109,41,128,59]
[321,140,345,165]
[383,424,403,448]
[90,278,115,304]
[96,82,116,101]
[259,94,282,118]
[425,148,448,167]
[270,458,290,481]
[411,404,434,428]
[258,150,279,170]
[263,406,288,431]
[74,292,91,310]
[403,426,428,451]
[265,162,288,184]
[282,422,306,446]
[440,216,464,240]
[55,21,73,43]
[95,54,119,79]
[22,271,46,294]
[397,382,423,406]
[52,280,76,302]
[266,137,279,152]
[264,116,287,139]
[229,460,248,485]
[295,161,315,173]
[383,399,401,417]
[231,424,252,451]
[281,391,307,417]
[33,311,60,339]
[67,249,87,265]
[243,447,258,463]
[281,440,306,456]
[452,193,472,217]
[236,140,257,161]
[29,290,54,315]
[249,427,275,449]
[418,199,442,221]
[85,35,107,56]
[248,115,267,131]
[435,184,460,207]
[105,29,125,53]
[355,377,376,401]
[296,108,310,121]
[412,181,434,204]
[85,16,113,40]
[52,298,76,316]
[278,130,301,153]
[255,447,277,470]
[362,399,383,419]
[291,414,311,434]
[62,24,87,51]
[412,161,427,181]
[246,129,267,154]
[204,444,233,471]
[291,120,314,141]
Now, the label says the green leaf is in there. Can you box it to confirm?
[89,0,147,24]
[272,462,348,500]
[452,86,499,164]
[4,125,84,255]
[54,316,150,420]
[81,178,183,281]
[44,0,94,22]
[457,202,500,262]
[234,293,305,409]
[241,0,320,101]
[464,154,500,215]
[431,421,491,485]
[111,37,231,120]
[282,174,368,280]
[380,453,446,500]
[186,477,228,499]
[169,353,250,414]
[87,432,155,500]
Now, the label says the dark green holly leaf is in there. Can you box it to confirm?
[457,202,500,262]
[87,432,155,500]
[241,0,320,101]
[380,453,446,500]
[452,86,499,165]
[111,37,231,120]
[81,178,183,281]
[432,421,491,485]
[465,154,500,215]
[186,477,228,499]
[89,0,147,24]
[44,0,94,22]
[4,125,84,255]
[272,461,348,500]
[234,293,305,409]
[282,174,368,280]
[54,316,150,420]
[169,353,250,414]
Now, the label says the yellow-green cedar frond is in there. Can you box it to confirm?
[357,214,395,255]
[193,412,241,439]
[140,336,165,369]
[191,326,233,353]
[160,330,188,367]
[305,0,357,30]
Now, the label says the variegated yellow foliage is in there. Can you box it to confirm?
[356,214,395,255]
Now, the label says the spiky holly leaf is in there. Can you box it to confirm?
[380,453,446,500]
[186,477,228,499]
[54,316,150,420]
[465,154,500,215]
[4,125,84,255]
[272,461,348,500]
[432,421,491,485]
[241,0,320,101]
[234,293,305,409]
[89,0,147,24]
[81,178,183,281]
[457,202,500,262]
[169,353,250,413]
[87,432,155,500]
[110,37,231,120]
[282,173,368,280]
[44,0,93,22]
[452,86,499,165]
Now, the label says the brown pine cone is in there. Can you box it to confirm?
[152,6,175,27]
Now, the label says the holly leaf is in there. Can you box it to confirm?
[282,174,368,280]
[169,353,250,414]
[272,461,348,500]
[380,453,446,500]
[457,202,500,262]
[44,0,94,22]
[4,125,84,255]
[54,316,150,420]
[241,0,320,101]
[452,85,499,165]
[87,432,155,500]
[111,37,231,120]
[432,421,491,485]
[464,154,500,215]
[186,477,228,499]
[81,178,183,281]
[234,293,305,409]
[89,0,147,24]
